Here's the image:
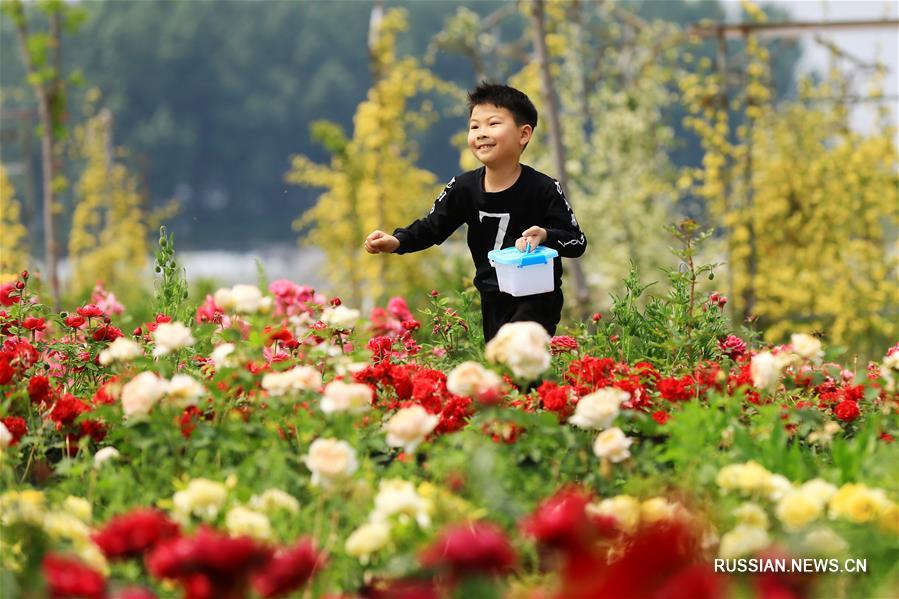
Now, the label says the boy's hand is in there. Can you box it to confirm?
[515,226,547,253]
[364,230,400,254]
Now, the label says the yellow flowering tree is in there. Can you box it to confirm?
[682,28,899,354]
[0,164,29,279]
[286,8,459,305]
[68,108,148,294]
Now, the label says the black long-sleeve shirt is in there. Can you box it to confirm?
[393,165,587,294]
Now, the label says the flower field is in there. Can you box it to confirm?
[1,263,897,599]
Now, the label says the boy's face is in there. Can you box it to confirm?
[468,104,532,168]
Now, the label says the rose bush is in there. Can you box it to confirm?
[0,257,896,599]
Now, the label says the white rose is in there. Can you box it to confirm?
[121,371,169,418]
[371,479,431,527]
[384,405,440,453]
[0,422,11,449]
[214,287,235,311]
[446,361,503,398]
[166,374,206,408]
[93,447,120,468]
[719,524,770,559]
[750,351,781,391]
[592,427,633,463]
[98,337,143,365]
[485,321,551,380]
[320,380,373,414]
[345,521,391,564]
[231,284,265,314]
[304,438,358,487]
[882,352,899,391]
[321,305,360,329]
[569,388,629,430]
[791,333,824,361]
[210,343,236,368]
[262,365,322,397]
[334,360,369,377]
[225,506,272,540]
[765,474,794,502]
[802,528,848,556]
[249,489,300,515]
[151,322,195,357]
[173,478,228,521]
[799,479,838,506]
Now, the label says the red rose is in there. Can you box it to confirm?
[93,325,124,342]
[49,394,92,428]
[42,553,106,599]
[657,375,696,402]
[420,522,516,577]
[65,314,87,328]
[652,410,671,425]
[93,509,180,560]
[28,375,53,405]
[111,587,157,599]
[521,487,593,551]
[4,337,39,368]
[77,304,105,318]
[1,416,27,445]
[591,312,602,323]
[834,399,860,422]
[717,335,747,360]
[550,335,579,355]
[22,316,47,331]
[251,538,326,598]
[0,283,19,306]
[146,526,271,596]
[0,355,13,385]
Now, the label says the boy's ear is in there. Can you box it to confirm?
[519,124,533,147]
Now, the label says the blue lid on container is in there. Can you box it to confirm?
[488,245,559,267]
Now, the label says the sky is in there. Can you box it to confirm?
[725,0,898,135]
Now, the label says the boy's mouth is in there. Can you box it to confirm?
[477,143,495,151]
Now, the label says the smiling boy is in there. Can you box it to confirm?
[364,82,587,342]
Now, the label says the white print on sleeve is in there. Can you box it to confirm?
[478,211,510,251]
[554,180,579,227]
[429,177,457,215]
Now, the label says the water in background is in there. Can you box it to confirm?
[57,245,326,289]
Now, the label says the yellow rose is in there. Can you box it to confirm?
[829,484,891,524]
[775,490,823,531]
[587,495,641,533]
[719,524,770,559]
[225,506,272,540]
[733,502,769,529]
[345,522,391,564]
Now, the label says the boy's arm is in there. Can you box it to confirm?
[392,178,466,254]
[542,180,587,258]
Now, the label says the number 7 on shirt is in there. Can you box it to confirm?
[478,211,510,251]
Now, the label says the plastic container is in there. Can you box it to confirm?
[487,245,559,297]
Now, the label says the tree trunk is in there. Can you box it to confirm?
[530,0,590,314]
[10,2,62,309]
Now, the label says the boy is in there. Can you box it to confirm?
[364,82,587,342]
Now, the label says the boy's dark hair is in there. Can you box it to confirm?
[467,82,538,130]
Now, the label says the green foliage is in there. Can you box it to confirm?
[153,225,189,321]
[595,221,732,371]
